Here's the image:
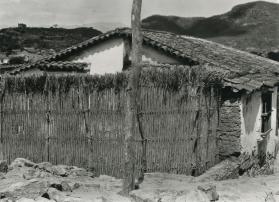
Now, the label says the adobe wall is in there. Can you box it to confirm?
[218,88,279,161]
[218,100,242,160]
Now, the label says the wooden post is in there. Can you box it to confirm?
[45,95,51,162]
[0,91,3,161]
[122,0,143,195]
[44,77,51,162]
[0,77,5,161]
[82,88,92,171]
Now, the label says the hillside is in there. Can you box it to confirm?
[67,22,127,32]
[0,27,102,53]
[142,1,279,53]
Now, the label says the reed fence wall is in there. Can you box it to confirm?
[0,69,222,178]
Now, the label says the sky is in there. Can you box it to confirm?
[0,0,278,27]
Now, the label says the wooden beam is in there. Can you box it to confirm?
[122,0,143,195]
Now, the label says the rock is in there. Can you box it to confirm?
[37,171,52,178]
[37,162,53,173]
[238,153,260,176]
[67,182,80,191]
[51,165,68,177]
[0,160,8,173]
[175,190,210,202]
[16,198,35,202]
[98,175,116,181]
[68,167,94,178]
[195,159,239,182]
[35,197,53,202]
[61,181,72,192]
[61,197,83,202]
[0,179,48,199]
[47,188,65,202]
[197,184,219,202]
[23,169,40,180]
[0,172,6,179]
[265,192,276,202]
[46,189,84,202]
[49,183,63,191]
[0,199,13,202]
[93,197,106,202]
[10,158,37,169]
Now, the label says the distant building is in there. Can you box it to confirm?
[0,54,9,65]
[50,24,58,28]
[18,23,27,29]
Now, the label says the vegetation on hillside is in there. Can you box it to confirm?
[0,27,102,53]
[142,1,279,56]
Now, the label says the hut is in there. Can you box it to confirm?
[4,28,279,169]
[33,28,279,162]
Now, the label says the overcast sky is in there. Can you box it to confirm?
[0,0,278,27]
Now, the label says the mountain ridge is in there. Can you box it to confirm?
[142,1,279,53]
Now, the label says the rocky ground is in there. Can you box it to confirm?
[0,158,130,202]
[1,158,279,202]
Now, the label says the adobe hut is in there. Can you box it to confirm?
[36,28,279,162]
[2,28,279,174]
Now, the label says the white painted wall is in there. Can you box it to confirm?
[267,87,279,155]
[66,38,182,75]
[141,45,182,65]
[240,92,262,154]
[240,88,279,156]
[67,38,125,75]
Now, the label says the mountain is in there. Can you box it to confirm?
[0,27,102,53]
[142,1,279,54]
[66,22,127,32]
[83,22,127,32]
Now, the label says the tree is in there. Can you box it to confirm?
[122,0,143,195]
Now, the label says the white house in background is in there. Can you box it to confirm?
[0,54,9,65]
[30,28,279,162]
[0,58,9,65]
[45,28,195,75]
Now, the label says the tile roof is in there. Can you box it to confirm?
[1,61,89,75]
[4,28,279,92]
[43,28,279,92]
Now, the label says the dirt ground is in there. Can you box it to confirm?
[131,172,279,202]
[1,158,279,202]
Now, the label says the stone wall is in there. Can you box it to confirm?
[218,100,242,160]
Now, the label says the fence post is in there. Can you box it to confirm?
[0,93,3,161]
[0,78,4,161]
[44,92,50,162]
[85,95,92,171]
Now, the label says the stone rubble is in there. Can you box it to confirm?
[2,158,279,202]
[0,158,129,202]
